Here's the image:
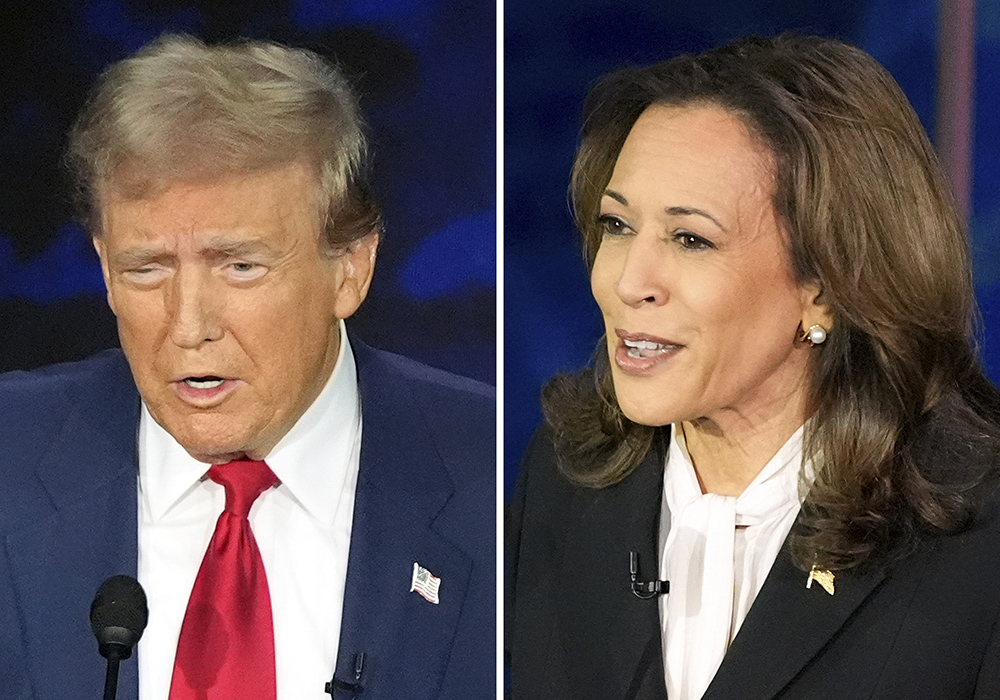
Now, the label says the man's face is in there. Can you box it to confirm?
[95,161,377,463]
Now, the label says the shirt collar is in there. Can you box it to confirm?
[139,320,361,526]
[265,324,360,526]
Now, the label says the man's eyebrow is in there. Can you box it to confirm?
[199,238,278,258]
[109,248,169,268]
[602,189,726,232]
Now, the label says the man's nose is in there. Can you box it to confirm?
[168,269,223,348]
[615,233,669,308]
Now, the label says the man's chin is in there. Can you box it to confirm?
[158,419,265,465]
[177,436,269,464]
[185,448,254,465]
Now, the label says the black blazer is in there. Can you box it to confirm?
[507,426,1000,700]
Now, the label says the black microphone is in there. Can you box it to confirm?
[90,575,148,700]
[630,551,669,599]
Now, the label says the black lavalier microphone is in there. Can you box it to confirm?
[630,551,669,599]
[90,575,149,700]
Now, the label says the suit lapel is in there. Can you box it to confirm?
[4,352,141,700]
[703,537,886,700]
[334,345,472,700]
[556,441,668,700]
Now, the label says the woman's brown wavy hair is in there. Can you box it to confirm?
[543,34,1000,572]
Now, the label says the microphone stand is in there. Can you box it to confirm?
[102,647,122,700]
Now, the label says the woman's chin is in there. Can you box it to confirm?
[615,394,677,428]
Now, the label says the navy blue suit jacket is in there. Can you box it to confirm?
[0,341,495,700]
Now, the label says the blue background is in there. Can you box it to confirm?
[504,0,1000,499]
[0,0,496,385]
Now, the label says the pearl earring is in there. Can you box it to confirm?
[801,324,827,346]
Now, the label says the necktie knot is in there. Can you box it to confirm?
[207,459,278,519]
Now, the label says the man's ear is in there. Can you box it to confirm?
[331,232,379,320]
[92,237,118,316]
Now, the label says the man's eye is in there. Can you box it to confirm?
[673,231,715,250]
[122,266,168,285]
[125,265,161,274]
[226,261,267,280]
[597,214,631,236]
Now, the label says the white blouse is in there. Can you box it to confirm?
[658,424,810,700]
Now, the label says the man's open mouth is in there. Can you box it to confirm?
[183,376,225,389]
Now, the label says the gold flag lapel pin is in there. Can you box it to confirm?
[806,565,835,595]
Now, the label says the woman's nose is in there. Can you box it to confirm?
[615,233,668,307]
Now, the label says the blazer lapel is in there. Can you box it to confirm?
[4,353,140,700]
[703,539,886,700]
[556,442,668,700]
[334,346,473,700]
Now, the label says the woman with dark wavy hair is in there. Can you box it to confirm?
[507,35,1000,700]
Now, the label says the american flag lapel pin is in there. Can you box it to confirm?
[806,564,835,595]
[410,562,441,604]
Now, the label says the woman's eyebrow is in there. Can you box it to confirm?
[603,189,628,206]
[664,206,726,232]
[603,189,726,232]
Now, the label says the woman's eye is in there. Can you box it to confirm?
[673,231,715,250]
[598,214,630,236]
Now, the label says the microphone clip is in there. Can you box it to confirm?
[630,551,669,599]
[325,652,365,698]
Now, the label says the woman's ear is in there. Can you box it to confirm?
[800,282,834,336]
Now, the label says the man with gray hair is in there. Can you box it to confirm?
[0,35,494,700]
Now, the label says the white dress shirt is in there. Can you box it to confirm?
[137,324,362,700]
[658,424,809,700]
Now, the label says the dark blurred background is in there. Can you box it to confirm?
[0,0,496,384]
[504,0,1000,499]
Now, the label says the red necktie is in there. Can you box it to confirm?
[169,459,279,700]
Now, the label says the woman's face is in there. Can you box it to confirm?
[591,104,825,429]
